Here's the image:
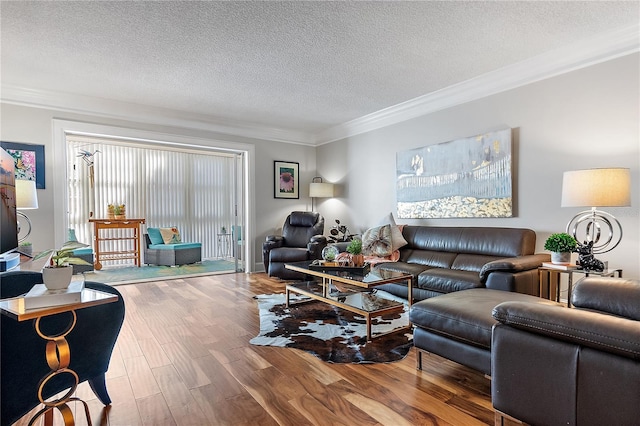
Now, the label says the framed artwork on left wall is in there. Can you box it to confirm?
[274,160,299,199]
[0,141,46,189]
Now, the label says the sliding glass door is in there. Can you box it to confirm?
[66,135,245,271]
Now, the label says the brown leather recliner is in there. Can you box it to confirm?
[492,276,640,426]
[262,211,327,280]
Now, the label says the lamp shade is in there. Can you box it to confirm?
[309,182,334,198]
[16,179,38,209]
[561,168,630,208]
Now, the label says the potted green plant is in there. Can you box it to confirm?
[544,232,578,264]
[114,204,126,220]
[346,238,364,267]
[18,241,33,257]
[33,241,93,289]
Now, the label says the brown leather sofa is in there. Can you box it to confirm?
[263,211,327,280]
[492,276,640,426]
[376,226,550,301]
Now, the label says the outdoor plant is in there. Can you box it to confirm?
[328,219,356,243]
[33,241,93,267]
[544,233,578,253]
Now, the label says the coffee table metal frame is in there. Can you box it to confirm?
[284,262,413,341]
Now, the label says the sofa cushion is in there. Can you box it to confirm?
[159,227,181,244]
[147,227,165,245]
[289,211,318,227]
[410,288,553,350]
[148,242,201,250]
[399,249,457,268]
[269,247,310,262]
[72,247,93,256]
[451,253,504,272]
[373,262,432,281]
[362,224,393,257]
[417,268,483,293]
[401,226,536,257]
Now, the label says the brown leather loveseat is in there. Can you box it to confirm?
[492,276,640,426]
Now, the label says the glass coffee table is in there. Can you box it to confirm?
[284,261,413,341]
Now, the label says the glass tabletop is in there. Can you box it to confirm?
[285,260,411,286]
[287,280,404,313]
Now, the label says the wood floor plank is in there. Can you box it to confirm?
[160,341,212,389]
[152,364,198,409]
[136,393,177,426]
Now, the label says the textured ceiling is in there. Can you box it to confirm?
[1,1,638,139]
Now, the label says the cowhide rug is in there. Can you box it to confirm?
[250,291,413,363]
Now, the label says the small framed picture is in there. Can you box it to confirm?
[274,160,299,199]
[1,141,46,189]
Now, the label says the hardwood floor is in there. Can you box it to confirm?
[14,272,519,426]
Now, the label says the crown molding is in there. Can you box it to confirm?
[0,85,316,146]
[315,24,640,145]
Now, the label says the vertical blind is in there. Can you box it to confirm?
[67,136,239,265]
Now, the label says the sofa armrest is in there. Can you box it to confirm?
[480,253,550,282]
[492,301,640,360]
[572,277,640,320]
[265,235,284,244]
[308,235,328,259]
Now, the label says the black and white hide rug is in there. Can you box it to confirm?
[249,292,413,364]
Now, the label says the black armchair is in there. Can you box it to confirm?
[263,211,327,279]
[0,271,125,425]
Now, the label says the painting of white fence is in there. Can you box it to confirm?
[396,129,512,218]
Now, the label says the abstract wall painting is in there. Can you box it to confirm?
[274,160,299,199]
[396,129,512,218]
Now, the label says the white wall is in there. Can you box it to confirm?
[0,103,316,272]
[316,53,640,279]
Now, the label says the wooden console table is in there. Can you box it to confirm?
[89,218,146,270]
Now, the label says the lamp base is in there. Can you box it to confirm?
[566,208,622,255]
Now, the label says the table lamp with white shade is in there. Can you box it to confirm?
[16,179,39,246]
[561,168,630,258]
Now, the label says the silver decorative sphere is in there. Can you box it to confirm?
[322,245,339,262]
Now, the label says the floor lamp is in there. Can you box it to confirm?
[561,168,630,257]
[309,177,334,212]
[16,179,39,254]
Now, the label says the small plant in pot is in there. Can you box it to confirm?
[544,232,578,264]
[346,238,364,267]
[18,241,33,256]
[33,241,93,290]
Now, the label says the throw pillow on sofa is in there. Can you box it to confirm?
[159,227,182,244]
[377,212,408,251]
[362,224,393,257]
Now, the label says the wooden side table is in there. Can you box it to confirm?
[538,266,623,307]
[0,282,118,426]
[89,218,146,270]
